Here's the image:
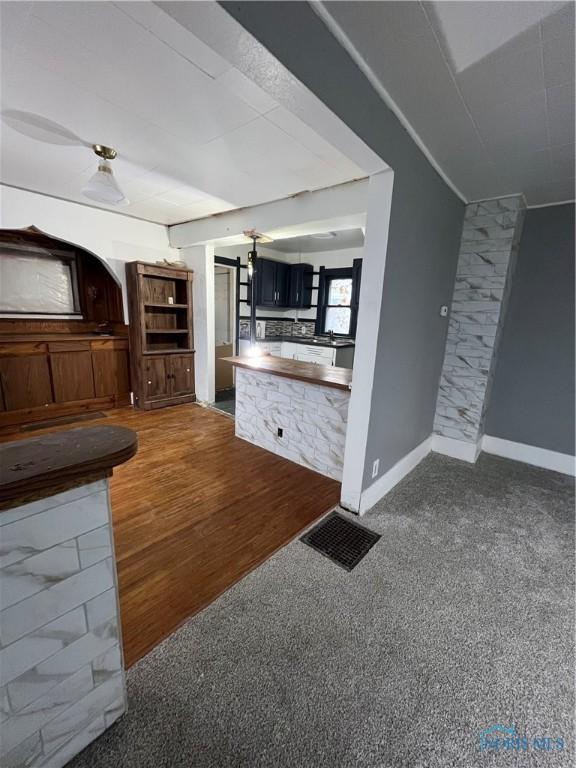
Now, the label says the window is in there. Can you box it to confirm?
[324,277,353,335]
[0,247,80,316]
[316,260,362,337]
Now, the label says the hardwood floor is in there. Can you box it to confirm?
[2,405,341,666]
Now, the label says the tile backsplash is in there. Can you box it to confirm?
[239,319,315,340]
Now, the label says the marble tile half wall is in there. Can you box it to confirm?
[433,195,526,453]
[0,480,126,768]
[235,367,349,480]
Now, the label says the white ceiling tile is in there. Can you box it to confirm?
[424,1,549,74]
[216,68,278,115]
[456,44,544,112]
[264,106,364,177]
[30,1,150,68]
[0,1,33,55]
[543,29,575,87]
[482,124,549,161]
[113,1,231,79]
[524,177,575,205]
[547,83,576,146]
[155,187,210,207]
[498,149,553,188]
[540,2,575,41]
[469,91,548,141]
[550,143,576,178]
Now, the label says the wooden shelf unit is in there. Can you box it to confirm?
[126,262,195,410]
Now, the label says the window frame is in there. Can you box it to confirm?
[315,259,362,338]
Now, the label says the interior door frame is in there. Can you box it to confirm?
[214,256,240,356]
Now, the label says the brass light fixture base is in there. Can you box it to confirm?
[92,144,117,161]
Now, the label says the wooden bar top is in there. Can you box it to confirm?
[0,426,138,508]
[223,355,353,391]
[0,334,128,343]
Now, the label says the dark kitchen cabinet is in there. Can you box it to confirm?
[288,264,313,308]
[252,258,290,308]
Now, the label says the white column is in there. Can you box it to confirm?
[341,169,394,512]
[181,244,215,404]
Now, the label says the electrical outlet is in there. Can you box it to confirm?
[440,305,448,317]
[277,427,283,438]
[372,459,379,478]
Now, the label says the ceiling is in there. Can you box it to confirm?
[320,1,575,205]
[0,1,365,225]
[266,228,364,253]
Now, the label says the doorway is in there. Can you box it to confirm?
[213,258,238,416]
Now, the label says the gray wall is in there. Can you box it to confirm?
[485,203,575,456]
[221,1,464,488]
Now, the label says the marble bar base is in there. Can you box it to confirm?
[0,480,127,768]
[235,367,350,480]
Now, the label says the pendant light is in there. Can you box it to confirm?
[82,145,129,206]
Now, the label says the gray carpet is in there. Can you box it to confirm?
[70,453,574,768]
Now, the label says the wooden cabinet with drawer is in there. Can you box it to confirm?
[0,336,130,432]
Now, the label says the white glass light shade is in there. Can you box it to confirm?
[82,160,129,206]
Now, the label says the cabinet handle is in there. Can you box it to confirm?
[147,380,152,385]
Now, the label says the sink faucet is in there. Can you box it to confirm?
[328,330,335,341]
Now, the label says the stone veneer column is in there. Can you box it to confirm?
[433,195,526,460]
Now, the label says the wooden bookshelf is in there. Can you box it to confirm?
[126,262,195,410]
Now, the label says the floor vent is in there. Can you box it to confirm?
[300,511,381,571]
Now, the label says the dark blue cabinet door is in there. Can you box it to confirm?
[256,258,277,306]
[288,264,313,308]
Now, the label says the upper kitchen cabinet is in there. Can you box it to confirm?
[252,258,290,308]
[288,264,314,308]
[250,258,313,309]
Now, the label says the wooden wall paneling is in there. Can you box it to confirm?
[50,351,96,402]
[0,355,53,410]
[92,350,130,398]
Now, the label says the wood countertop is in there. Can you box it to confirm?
[0,334,128,343]
[0,425,138,508]
[223,355,352,391]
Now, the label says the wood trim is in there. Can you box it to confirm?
[0,394,130,432]
[223,355,352,390]
[0,425,137,505]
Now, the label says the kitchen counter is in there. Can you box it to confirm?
[223,355,352,391]
[225,356,350,480]
[239,335,355,348]
[0,426,136,767]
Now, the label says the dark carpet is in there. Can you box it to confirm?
[70,452,575,767]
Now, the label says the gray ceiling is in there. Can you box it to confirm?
[321,1,575,205]
[266,228,365,253]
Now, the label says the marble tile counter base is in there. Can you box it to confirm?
[235,367,349,481]
[0,480,126,768]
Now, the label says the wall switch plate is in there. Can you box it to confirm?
[440,305,448,317]
[372,459,379,478]
[277,428,283,438]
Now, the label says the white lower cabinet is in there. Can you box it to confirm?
[238,340,353,367]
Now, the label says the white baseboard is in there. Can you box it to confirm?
[431,435,481,463]
[482,435,576,477]
[358,435,432,515]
